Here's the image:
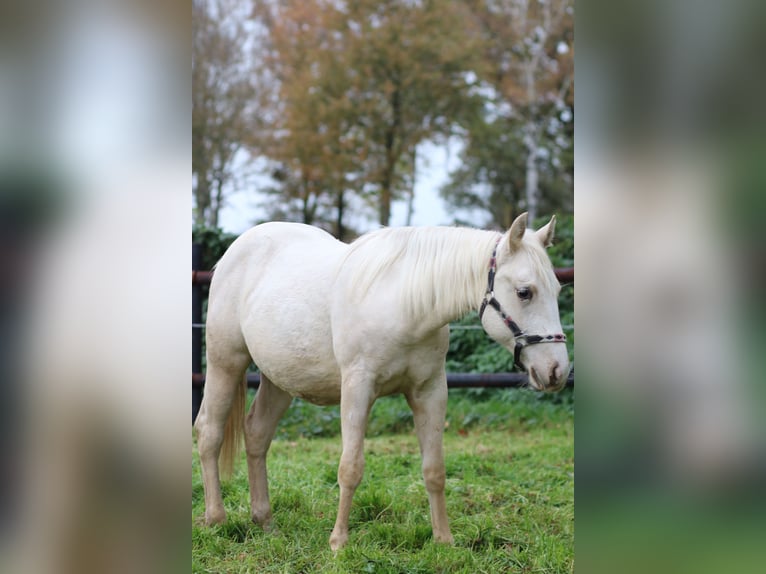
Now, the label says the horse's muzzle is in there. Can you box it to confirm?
[528,363,568,393]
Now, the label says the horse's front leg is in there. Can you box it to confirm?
[406,375,454,545]
[329,377,375,551]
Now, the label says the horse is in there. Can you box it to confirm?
[194,212,570,550]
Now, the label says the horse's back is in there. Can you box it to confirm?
[206,222,346,404]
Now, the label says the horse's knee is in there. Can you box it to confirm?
[423,463,446,493]
[338,453,365,490]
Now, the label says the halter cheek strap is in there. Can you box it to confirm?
[479,239,567,367]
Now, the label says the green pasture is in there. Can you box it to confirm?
[193,389,574,573]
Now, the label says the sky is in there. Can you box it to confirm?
[217,138,465,235]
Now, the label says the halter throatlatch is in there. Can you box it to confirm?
[478,239,567,368]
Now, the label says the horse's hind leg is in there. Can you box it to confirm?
[406,376,454,544]
[244,373,292,530]
[195,344,251,525]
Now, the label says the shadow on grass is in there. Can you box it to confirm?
[213,517,259,544]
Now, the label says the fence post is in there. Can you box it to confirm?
[192,243,203,423]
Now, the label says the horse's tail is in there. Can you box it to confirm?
[220,374,246,480]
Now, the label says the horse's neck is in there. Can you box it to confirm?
[412,228,500,330]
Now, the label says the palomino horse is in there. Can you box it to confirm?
[195,212,570,550]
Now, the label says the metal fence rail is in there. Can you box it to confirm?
[192,371,573,390]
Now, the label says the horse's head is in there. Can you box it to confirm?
[480,212,571,393]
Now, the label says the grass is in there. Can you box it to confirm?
[193,388,573,573]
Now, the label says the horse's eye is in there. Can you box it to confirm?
[517,287,532,301]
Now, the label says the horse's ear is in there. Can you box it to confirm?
[508,212,528,252]
[535,214,556,248]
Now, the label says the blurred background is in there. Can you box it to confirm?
[0,0,764,572]
[1,1,189,573]
[576,0,766,573]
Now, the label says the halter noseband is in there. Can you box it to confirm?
[478,239,567,368]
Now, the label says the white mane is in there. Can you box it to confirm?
[343,226,501,320]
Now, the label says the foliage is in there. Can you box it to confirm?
[192,223,239,271]
[440,115,529,229]
[193,392,573,573]
[441,114,573,229]
[256,0,484,231]
[192,0,266,227]
[443,0,574,224]
[337,0,483,226]
[192,0,574,234]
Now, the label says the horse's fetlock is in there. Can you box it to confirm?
[205,508,227,526]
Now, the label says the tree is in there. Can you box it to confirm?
[440,115,529,229]
[253,0,366,239]
[256,0,482,230]
[450,0,573,223]
[341,0,482,226]
[192,0,264,227]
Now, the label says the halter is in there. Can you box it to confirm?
[478,239,567,368]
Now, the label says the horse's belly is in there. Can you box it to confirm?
[247,333,342,406]
[258,361,341,406]
[229,222,345,405]
[291,384,342,406]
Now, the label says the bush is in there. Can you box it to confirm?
[192,223,238,271]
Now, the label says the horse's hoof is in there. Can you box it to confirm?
[434,533,454,545]
[250,509,274,531]
[329,530,348,551]
[253,515,277,534]
[204,510,226,526]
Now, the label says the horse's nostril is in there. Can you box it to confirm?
[529,367,539,387]
[551,363,561,384]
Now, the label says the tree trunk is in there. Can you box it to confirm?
[335,189,345,240]
[405,148,416,226]
[379,86,401,227]
[380,125,395,226]
[523,124,539,222]
[210,177,224,228]
[379,184,392,227]
[193,177,210,226]
[301,180,313,225]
